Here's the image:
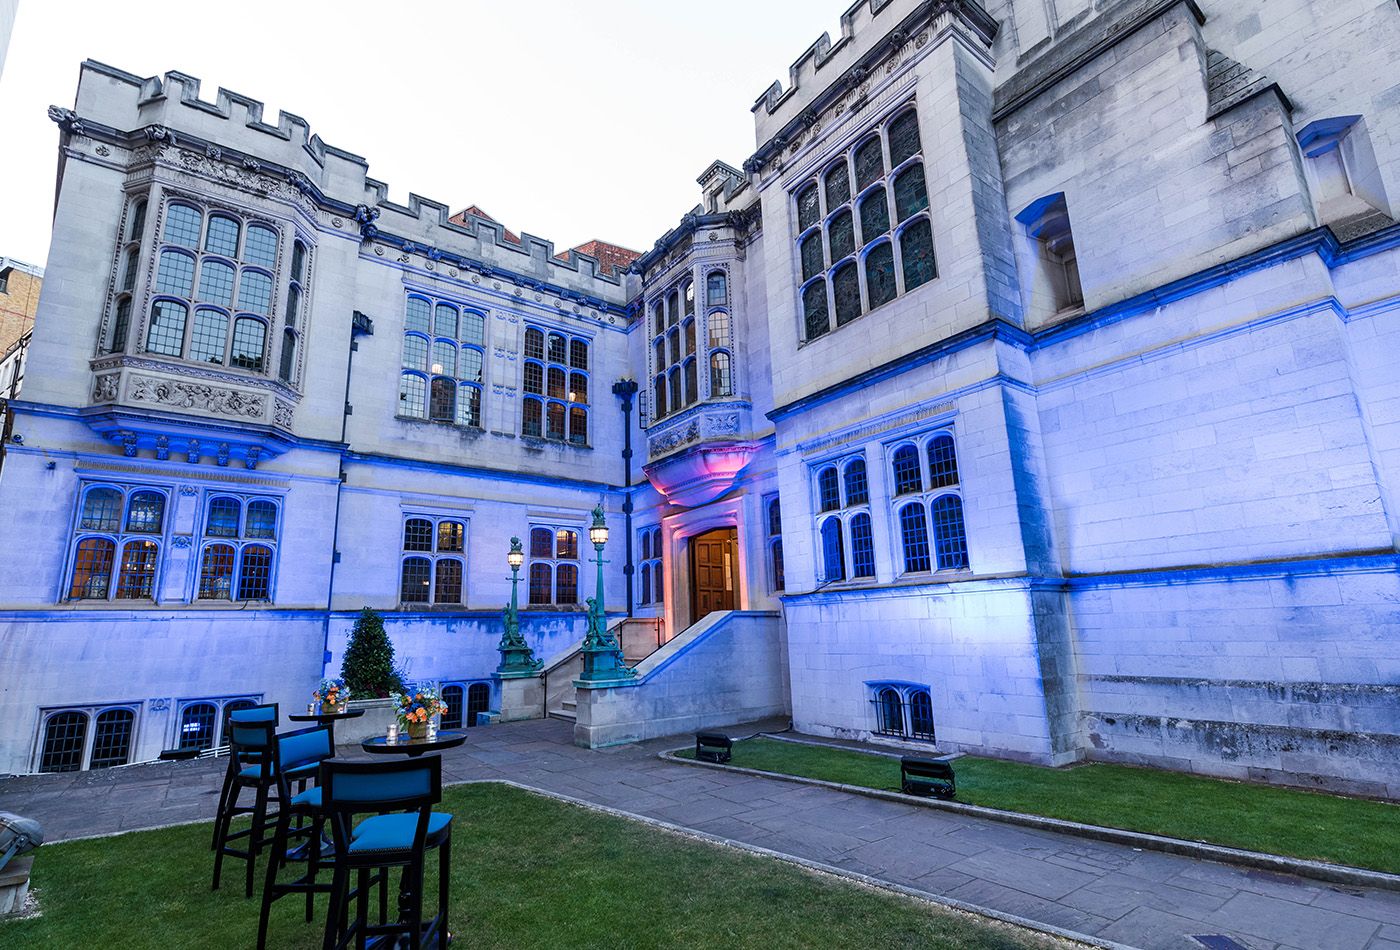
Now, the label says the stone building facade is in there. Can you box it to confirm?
[1,0,1397,794]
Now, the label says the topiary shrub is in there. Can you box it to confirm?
[341,607,403,699]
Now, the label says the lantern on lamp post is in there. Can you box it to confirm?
[496,536,541,675]
[579,504,633,683]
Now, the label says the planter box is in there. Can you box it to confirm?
[0,855,33,916]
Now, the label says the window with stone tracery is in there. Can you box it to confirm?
[794,105,936,342]
[400,293,485,429]
[522,326,589,445]
[813,454,875,583]
[651,278,697,421]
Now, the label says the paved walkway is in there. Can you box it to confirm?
[3,718,1399,950]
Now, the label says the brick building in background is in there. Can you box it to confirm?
[0,257,42,355]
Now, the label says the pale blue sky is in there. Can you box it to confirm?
[0,0,843,266]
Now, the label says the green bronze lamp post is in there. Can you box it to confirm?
[496,536,542,675]
[578,504,634,683]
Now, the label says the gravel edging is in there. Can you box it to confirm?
[659,748,1400,894]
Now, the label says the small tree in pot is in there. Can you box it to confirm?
[341,608,403,699]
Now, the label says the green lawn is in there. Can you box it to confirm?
[677,737,1400,875]
[2,782,1062,950]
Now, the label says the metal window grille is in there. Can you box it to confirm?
[908,690,936,742]
[872,689,904,737]
[467,683,490,728]
[90,709,134,769]
[39,711,88,773]
[441,685,464,729]
[179,702,218,751]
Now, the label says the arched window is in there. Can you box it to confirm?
[569,371,587,403]
[548,366,566,399]
[653,376,668,420]
[147,299,188,356]
[668,368,682,413]
[797,184,821,232]
[684,319,696,357]
[195,542,232,600]
[434,303,458,339]
[400,556,431,603]
[892,445,922,495]
[237,545,273,600]
[899,503,932,573]
[128,199,147,242]
[854,136,884,190]
[291,240,307,282]
[205,213,240,257]
[189,308,228,364]
[246,500,277,538]
[900,217,936,291]
[462,311,486,347]
[889,110,922,167]
[433,341,458,378]
[404,518,434,551]
[429,377,456,421]
[683,280,695,316]
[569,338,588,370]
[829,210,855,262]
[407,297,432,334]
[803,280,829,340]
[547,333,567,364]
[820,517,845,582]
[893,165,929,222]
[522,397,543,437]
[90,709,135,769]
[865,242,896,309]
[195,260,236,308]
[528,562,552,605]
[400,374,427,418]
[230,316,266,371]
[126,491,165,533]
[931,494,969,570]
[833,262,861,326]
[164,203,203,248]
[524,362,543,394]
[120,248,139,293]
[80,488,123,531]
[467,683,490,727]
[908,690,935,741]
[434,558,463,603]
[279,329,297,382]
[39,711,88,773]
[876,688,902,736]
[458,383,482,428]
[824,163,851,209]
[68,538,115,600]
[708,310,731,349]
[800,232,824,281]
[817,466,840,512]
[546,402,566,441]
[238,271,273,315]
[569,406,588,446]
[709,351,732,397]
[155,249,195,296]
[243,224,279,269]
[843,459,868,506]
[111,297,132,353]
[524,327,545,360]
[206,497,241,537]
[530,528,553,559]
[653,301,666,336]
[441,685,465,729]
[640,562,651,605]
[850,512,875,578]
[928,435,959,488]
[859,189,890,247]
[178,702,218,751]
[706,271,728,307]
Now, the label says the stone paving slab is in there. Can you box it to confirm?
[0,716,1394,949]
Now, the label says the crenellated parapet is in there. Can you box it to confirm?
[747,0,997,175]
[61,61,632,310]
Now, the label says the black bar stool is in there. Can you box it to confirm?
[211,703,279,852]
[320,756,453,950]
[256,724,336,949]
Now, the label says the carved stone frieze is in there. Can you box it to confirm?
[92,374,119,403]
[648,420,700,458]
[128,375,266,419]
[273,400,294,429]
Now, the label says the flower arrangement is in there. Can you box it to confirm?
[393,686,448,739]
[313,677,351,712]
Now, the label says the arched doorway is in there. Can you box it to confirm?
[688,526,738,621]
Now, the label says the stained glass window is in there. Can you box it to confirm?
[899,503,932,573]
[803,280,829,340]
[824,163,851,209]
[850,513,876,578]
[833,263,861,327]
[797,184,821,232]
[860,189,890,244]
[894,164,929,221]
[854,137,884,190]
[801,232,824,281]
[889,110,922,167]
[900,218,937,291]
[865,242,897,309]
[829,210,855,262]
[932,494,969,569]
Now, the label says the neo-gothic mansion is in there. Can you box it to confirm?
[2,0,1397,795]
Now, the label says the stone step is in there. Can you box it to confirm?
[547,710,576,723]
[561,700,576,712]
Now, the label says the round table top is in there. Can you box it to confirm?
[289,708,367,723]
[361,730,468,756]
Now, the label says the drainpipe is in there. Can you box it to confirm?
[611,378,639,617]
[320,310,374,675]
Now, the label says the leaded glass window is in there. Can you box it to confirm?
[243,225,279,269]
[797,184,821,232]
[931,494,969,569]
[179,703,218,751]
[69,538,115,599]
[206,497,241,538]
[899,503,932,573]
[205,214,240,257]
[164,204,202,248]
[400,557,431,603]
[889,111,921,166]
[526,324,587,442]
[709,352,732,397]
[820,517,845,582]
[854,137,884,190]
[155,250,195,296]
[892,445,922,495]
[850,512,875,578]
[894,165,929,221]
[824,163,851,208]
[829,211,855,262]
[860,189,890,245]
[407,297,432,334]
[403,293,485,426]
[39,712,88,773]
[238,271,272,315]
[928,435,959,488]
[844,459,869,506]
[900,218,936,290]
[525,327,544,360]
[399,374,427,417]
[80,488,122,532]
[801,232,824,281]
[818,466,840,512]
[230,317,266,371]
[434,303,458,339]
[147,300,188,356]
[803,280,829,339]
[833,263,861,327]
[865,242,897,309]
[197,259,235,307]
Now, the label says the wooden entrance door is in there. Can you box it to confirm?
[689,528,737,621]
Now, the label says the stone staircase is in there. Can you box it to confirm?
[543,617,667,721]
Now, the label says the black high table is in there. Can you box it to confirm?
[360,730,467,757]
